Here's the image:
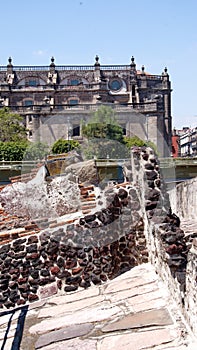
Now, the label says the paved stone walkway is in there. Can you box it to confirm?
[0,263,196,349]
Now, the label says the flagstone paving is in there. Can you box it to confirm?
[0,263,197,349]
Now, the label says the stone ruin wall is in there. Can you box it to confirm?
[0,181,148,308]
[167,177,197,333]
[131,149,197,334]
[168,177,197,221]
[131,148,187,304]
[0,147,197,334]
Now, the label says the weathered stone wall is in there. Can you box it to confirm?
[131,147,188,306]
[131,148,197,334]
[0,147,184,310]
[0,181,149,309]
[167,177,197,333]
[185,243,197,334]
[0,146,196,339]
[168,177,197,220]
[0,167,81,220]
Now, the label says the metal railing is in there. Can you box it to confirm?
[160,157,197,167]
[0,160,40,170]
[0,64,131,72]
[144,74,163,80]
[0,64,163,78]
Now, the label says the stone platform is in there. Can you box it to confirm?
[0,263,196,350]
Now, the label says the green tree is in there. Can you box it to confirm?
[0,140,49,162]
[83,138,129,159]
[0,141,28,161]
[124,136,157,153]
[124,136,147,148]
[91,105,117,124]
[82,106,124,143]
[23,142,49,160]
[0,107,27,142]
[51,139,80,154]
[82,106,127,159]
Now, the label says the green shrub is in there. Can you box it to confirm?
[0,141,28,161]
[124,136,147,148]
[51,139,80,154]
[23,142,49,160]
[0,107,27,142]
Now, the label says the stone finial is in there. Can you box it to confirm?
[7,57,14,80]
[162,67,169,82]
[94,55,100,67]
[164,67,168,75]
[7,57,13,67]
[130,56,136,69]
[141,65,145,73]
[50,56,55,67]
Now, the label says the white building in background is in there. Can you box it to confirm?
[179,127,197,157]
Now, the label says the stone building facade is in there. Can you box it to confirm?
[179,127,197,157]
[0,56,172,157]
[172,127,197,157]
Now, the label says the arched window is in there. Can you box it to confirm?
[72,125,80,136]
[119,125,126,136]
[70,79,79,86]
[132,85,136,97]
[122,127,126,136]
[23,99,34,107]
[68,99,79,106]
[25,79,38,87]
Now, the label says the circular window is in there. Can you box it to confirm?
[109,79,122,91]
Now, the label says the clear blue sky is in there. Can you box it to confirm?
[0,0,197,129]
